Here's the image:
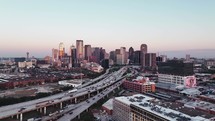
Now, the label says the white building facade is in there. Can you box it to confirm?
[158,74,196,88]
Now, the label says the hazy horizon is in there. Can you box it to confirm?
[0,0,215,58]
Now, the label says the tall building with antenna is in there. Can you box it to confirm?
[26,52,29,61]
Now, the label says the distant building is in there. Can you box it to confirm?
[100,48,106,63]
[76,40,84,61]
[52,48,58,63]
[156,55,167,63]
[116,54,123,65]
[123,76,155,93]
[140,44,147,67]
[59,42,65,60]
[186,54,191,62]
[14,57,26,63]
[158,74,196,88]
[120,47,126,64]
[84,45,92,60]
[61,55,71,68]
[206,59,215,68]
[157,60,194,76]
[91,47,101,63]
[18,61,33,68]
[128,47,134,64]
[145,53,156,68]
[109,51,115,62]
[134,51,141,65]
[101,59,109,69]
[70,45,78,67]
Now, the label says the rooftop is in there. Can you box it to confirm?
[102,98,113,110]
[115,94,210,121]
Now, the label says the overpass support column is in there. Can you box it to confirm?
[78,114,81,119]
[19,113,23,121]
[113,89,115,93]
[118,86,120,90]
[16,114,19,119]
[44,107,47,115]
[75,98,77,104]
[39,108,43,113]
[97,90,99,94]
[106,94,109,98]
[86,108,89,112]
[60,102,63,109]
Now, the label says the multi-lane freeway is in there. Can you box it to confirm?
[58,79,124,121]
[0,67,127,121]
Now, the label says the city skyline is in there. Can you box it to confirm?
[0,0,215,57]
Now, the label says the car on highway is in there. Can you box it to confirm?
[18,107,26,112]
[69,111,73,114]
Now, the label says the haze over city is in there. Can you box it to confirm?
[0,0,215,58]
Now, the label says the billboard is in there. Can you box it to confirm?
[185,76,196,88]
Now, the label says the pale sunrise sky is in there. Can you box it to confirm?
[0,0,215,57]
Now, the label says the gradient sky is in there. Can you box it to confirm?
[0,0,215,57]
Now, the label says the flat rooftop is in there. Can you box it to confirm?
[102,98,113,110]
[115,94,211,121]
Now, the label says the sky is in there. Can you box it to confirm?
[0,0,215,58]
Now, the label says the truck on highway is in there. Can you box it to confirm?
[68,89,77,93]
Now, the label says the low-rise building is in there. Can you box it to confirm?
[113,94,211,121]
[18,61,33,68]
[102,98,113,115]
[158,74,196,88]
[123,76,155,93]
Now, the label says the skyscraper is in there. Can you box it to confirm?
[100,48,106,63]
[76,40,83,61]
[52,48,58,63]
[134,50,141,65]
[140,44,148,67]
[140,44,147,53]
[91,47,101,63]
[128,47,134,64]
[59,42,65,60]
[120,47,126,64]
[84,45,92,60]
[109,51,115,62]
[70,45,78,67]
[145,53,156,68]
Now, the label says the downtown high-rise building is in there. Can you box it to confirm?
[134,50,141,65]
[59,42,65,60]
[70,45,78,67]
[76,40,84,61]
[140,44,147,67]
[109,51,115,63]
[91,47,101,63]
[100,48,106,62]
[145,53,156,68]
[120,47,126,64]
[84,45,92,61]
[128,47,134,64]
[52,48,58,63]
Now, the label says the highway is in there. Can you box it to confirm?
[0,67,127,120]
[57,76,125,121]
